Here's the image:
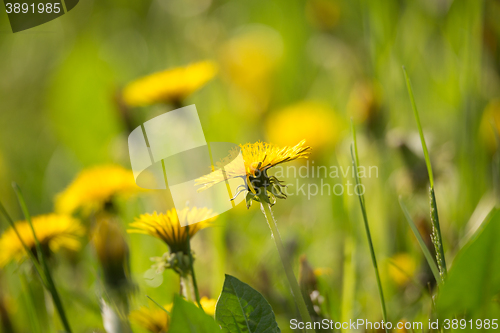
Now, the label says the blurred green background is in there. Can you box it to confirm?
[1,0,500,332]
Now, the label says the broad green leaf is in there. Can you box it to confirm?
[436,208,500,317]
[169,295,220,333]
[216,274,280,333]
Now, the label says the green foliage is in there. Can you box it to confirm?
[436,208,500,318]
[0,0,499,330]
[169,295,220,333]
[216,274,280,333]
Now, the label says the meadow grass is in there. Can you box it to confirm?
[403,67,447,279]
[350,121,388,333]
[12,183,72,333]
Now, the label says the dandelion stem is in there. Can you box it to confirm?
[185,225,203,309]
[258,191,315,333]
[12,183,73,333]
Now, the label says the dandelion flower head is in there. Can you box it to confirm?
[123,61,217,107]
[195,140,311,207]
[0,214,84,267]
[56,165,140,216]
[128,207,214,253]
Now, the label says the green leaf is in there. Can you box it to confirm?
[216,274,280,333]
[169,295,220,333]
[436,208,500,317]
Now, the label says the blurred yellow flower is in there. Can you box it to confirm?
[266,101,341,151]
[129,298,216,332]
[199,296,216,316]
[0,214,84,267]
[480,99,500,152]
[56,165,140,216]
[388,253,417,286]
[219,26,282,112]
[129,306,170,333]
[128,207,214,253]
[122,61,217,107]
[313,267,333,277]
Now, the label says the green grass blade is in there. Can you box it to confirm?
[491,122,500,203]
[350,119,366,208]
[350,128,388,332]
[403,67,447,278]
[350,119,360,171]
[13,183,73,333]
[399,198,442,284]
[402,66,434,188]
[0,202,47,287]
[146,295,170,315]
[20,273,45,333]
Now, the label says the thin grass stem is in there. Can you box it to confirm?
[13,183,73,333]
[146,295,171,315]
[402,66,434,188]
[350,127,388,332]
[0,202,47,287]
[257,191,315,333]
[402,67,447,277]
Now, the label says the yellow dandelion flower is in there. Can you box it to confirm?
[56,165,140,216]
[388,253,417,286]
[195,140,311,207]
[129,306,170,333]
[199,297,216,316]
[128,207,214,253]
[0,214,84,267]
[122,61,218,107]
[266,101,341,151]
